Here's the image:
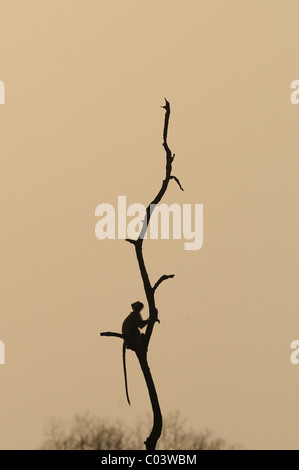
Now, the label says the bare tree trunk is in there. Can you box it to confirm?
[101,99,183,450]
[136,348,162,450]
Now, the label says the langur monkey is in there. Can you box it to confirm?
[122,301,157,405]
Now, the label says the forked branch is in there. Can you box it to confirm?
[126,99,180,450]
[101,99,181,450]
[153,274,175,292]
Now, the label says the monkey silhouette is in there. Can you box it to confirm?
[121,301,152,405]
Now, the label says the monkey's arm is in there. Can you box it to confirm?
[139,318,160,329]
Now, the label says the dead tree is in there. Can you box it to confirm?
[101,99,183,450]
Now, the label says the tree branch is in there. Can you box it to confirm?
[126,99,180,450]
[125,238,137,246]
[134,99,177,344]
[170,175,184,191]
[101,99,182,451]
[153,274,175,292]
[100,332,124,339]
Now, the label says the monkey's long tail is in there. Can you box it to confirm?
[122,342,131,406]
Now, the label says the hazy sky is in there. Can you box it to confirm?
[0,0,298,450]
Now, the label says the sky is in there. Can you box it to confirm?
[0,0,299,450]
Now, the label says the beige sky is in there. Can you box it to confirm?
[0,0,298,450]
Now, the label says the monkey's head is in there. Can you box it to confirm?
[131,301,144,312]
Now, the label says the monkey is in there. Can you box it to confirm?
[121,301,158,405]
